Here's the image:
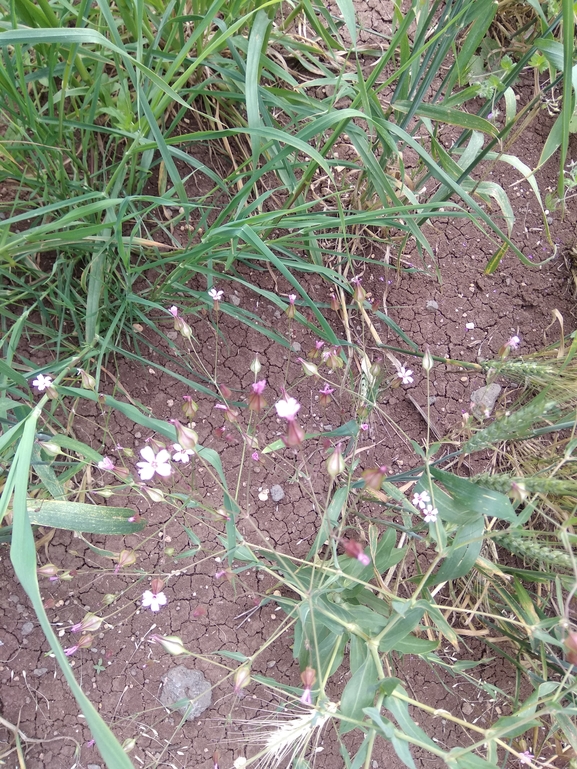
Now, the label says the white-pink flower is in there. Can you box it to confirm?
[288,294,296,304]
[507,335,521,350]
[412,490,431,509]
[398,366,413,385]
[251,380,266,395]
[518,750,533,766]
[172,443,194,464]
[168,306,179,317]
[136,446,172,481]
[32,374,53,391]
[208,288,223,302]
[98,456,115,471]
[423,504,438,523]
[275,396,301,421]
[142,590,167,612]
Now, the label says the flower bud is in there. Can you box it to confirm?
[250,356,262,375]
[566,632,577,665]
[422,346,434,372]
[285,294,296,320]
[327,443,345,479]
[113,466,131,480]
[300,666,316,688]
[220,383,233,399]
[115,549,137,573]
[38,563,59,578]
[40,441,61,457]
[182,396,199,419]
[77,368,96,391]
[122,738,136,753]
[147,437,166,453]
[169,419,198,450]
[351,277,366,304]
[143,487,165,502]
[77,633,94,650]
[234,665,251,694]
[298,358,318,377]
[46,385,59,400]
[361,465,389,491]
[341,538,370,566]
[71,613,102,634]
[330,293,340,312]
[102,593,117,606]
[370,361,383,379]
[151,577,164,594]
[150,634,187,656]
[283,420,305,448]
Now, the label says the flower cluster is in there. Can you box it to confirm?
[412,490,438,523]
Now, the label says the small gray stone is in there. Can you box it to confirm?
[87,764,102,769]
[291,341,301,352]
[167,331,178,340]
[426,299,439,311]
[33,668,48,677]
[270,485,285,502]
[470,383,501,418]
[160,665,211,720]
[21,622,34,636]
[229,294,241,306]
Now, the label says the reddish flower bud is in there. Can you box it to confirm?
[182,395,199,419]
[169,419,198,450]
[300,666,316,689]
[361,465,389,491]
[38,563,59,578]
[234,665,251,694]
[566,632,577,665]
[283,419,305,448]
[220,384,233,399]
[330,293,340,312]
[341,538,370,566]
[327,443,345,479]
[192,605,207,618]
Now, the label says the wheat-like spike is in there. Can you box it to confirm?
[493,531,575,572]
[472,473,577,497]
[463,400,558,455]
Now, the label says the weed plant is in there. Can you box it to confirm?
[2,292,577,768]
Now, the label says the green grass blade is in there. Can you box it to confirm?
[9,411,133,768]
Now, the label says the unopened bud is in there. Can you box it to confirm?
[182,396,199,419]
[77,368,97,391]
[351,277,366,304]
[46,385,58,400]
[102,593,117,606]
[361,465,389,491]
[38,563,59,578]
[122,738,136,753]
[169,419,198,450]
[147,437,166,453]
[298,358,319,377]
[234,665,251,694]
[422,346,434,372]
[115,549,137,572]
[330,293,340,312]
[143,487,165,502]
[283,419,305,448]
[150,634,187,656]
[566,632,577,665]
[220,384,233,399]
[341,538,370,566]
[113,466,131,480]
[151,577,164,594]
[250,357,262,375]
[71,613,102,634]
[327,443,345,479]
[77,633,94,650]
[300,666,316,688]
[40,441,61,457]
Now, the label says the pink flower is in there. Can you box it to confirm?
[423,504,438,523]
[208,288,223,302]
[286,294,297,319]
[288,294,296,305]
[275,396,301,421]
[98,456,115,471]
[251,451,259,461]
[319,383,335,407]
[248,380,267,412]
[300,688,313,705]
[398,366,414,385]
[142,589,167,612]
[168,306,179,317]
[507,335,521,350]
[136,446,172,481]
[360,423,369,431]
[315,340,325,350]
[341,538,370,566]
[518,751,533,766]
[172,443,194,463]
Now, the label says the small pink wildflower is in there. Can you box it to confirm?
[341,538,370,566]
[208,288,223,302]
[98,456,115,471]
[142,589,167,612]
[172,443,194,464]
[31,374,53,392]
[315,339,325,350]
[168,306,179,317]
[412,490,431,509]
[285,294,297,319]
[275,396,301,421]
[423,504,438,523]
[248,380,267,412]
[251,451,259,461]
[518,751,533,766]
[507,335,521,350]
[360,423,369,431]
[398,366,414,385]
[319,383,335,407]
[136,445,172,481]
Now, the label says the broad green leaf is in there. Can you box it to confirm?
[363,707,416,768]
[339,652,377,734]
[426,517,484,586]
[26,500,144,534]
[378,603,427,653]
[430,467,517,523]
